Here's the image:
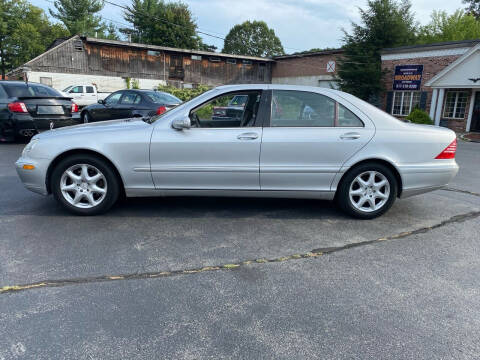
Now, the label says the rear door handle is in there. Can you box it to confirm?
[340,132,361,140]
[237,132,258,140]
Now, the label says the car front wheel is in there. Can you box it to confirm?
[51,154,120,215]
[337,163,397,219]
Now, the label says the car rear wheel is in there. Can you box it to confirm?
[337,162,397,219]
[51,154,119,215]
[82,112,90,123]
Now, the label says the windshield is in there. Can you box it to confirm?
[62,86,73,92]
[145,91,182,105]
[3,83,63,98]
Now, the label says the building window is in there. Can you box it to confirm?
[226,59,236,64]
[147,50,161,56]
[191,55,202,60]
[392,91,421,116]
[209,57,221,62]
[443,91,468,119]
[73,40,84,51]
[242,60,252,65]
[39,77,52,87]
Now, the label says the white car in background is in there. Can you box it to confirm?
[61,85,110,107]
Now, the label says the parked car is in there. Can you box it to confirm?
[80,89,182,123]
[211,94,248,125]
[0,81,80,142]
[16,84,458,218]
[61,85,110,107]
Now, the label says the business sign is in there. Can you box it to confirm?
[393,65,423,90]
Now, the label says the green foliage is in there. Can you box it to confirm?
[122,0,201,49]
[463,0,480,19]
[222,20,284,57]
[49,0,106,36]
[156,84,211,101]
[337,0,417,103]
[0,0,69,78]
[131,78,140,89]
[405,108,433,124]
[417,10,480,44]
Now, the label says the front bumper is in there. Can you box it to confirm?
[15,156,50,195]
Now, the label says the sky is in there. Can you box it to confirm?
[30,0,465,53]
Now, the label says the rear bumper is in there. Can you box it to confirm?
[399,161,459,198]
[15,157,50,195]
[1,114,81,139]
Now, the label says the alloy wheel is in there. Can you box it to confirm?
[348,171,390,213]
[60,164,107,209]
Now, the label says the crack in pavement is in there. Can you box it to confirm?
[442,187,480,198]
[2,209,479,296]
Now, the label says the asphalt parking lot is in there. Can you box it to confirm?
[1,140,479,359]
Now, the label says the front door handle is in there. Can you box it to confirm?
[237,132,258,140]
[340,132,361,140]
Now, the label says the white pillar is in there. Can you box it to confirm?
[466,90,477,132]
[434,88,445,126]
[429,89,438,120]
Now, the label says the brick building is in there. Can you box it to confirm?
[381,40,480,133]
[272,49,343,88]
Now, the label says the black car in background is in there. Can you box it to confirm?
[80,89,182,123]
[0,81,80,142]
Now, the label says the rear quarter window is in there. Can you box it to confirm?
[2,83,62,98]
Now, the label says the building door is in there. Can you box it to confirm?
[471,92,480,132]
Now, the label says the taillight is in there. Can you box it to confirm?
[8,102,28,113]
[71,103,79,113]
[435,139,457,159]
[156,106,167,115]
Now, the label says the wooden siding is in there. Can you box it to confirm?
[22,37,271,86]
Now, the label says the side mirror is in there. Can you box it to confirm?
[98,99,105,105]
[172,117,191,130]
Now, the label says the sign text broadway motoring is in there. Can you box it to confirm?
[393,65,423,90]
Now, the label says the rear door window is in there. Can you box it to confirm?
[271,90,335,127]
[86,86,95,93]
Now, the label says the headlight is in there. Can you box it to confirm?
[22,138,38,157]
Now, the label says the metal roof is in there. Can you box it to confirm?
[381,39,480,54]
[83,37,274,62]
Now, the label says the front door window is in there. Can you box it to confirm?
[190,91,261,128]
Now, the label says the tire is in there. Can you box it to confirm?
[81,111,90,123]
[51,154,120,215]
[337,162,398,219]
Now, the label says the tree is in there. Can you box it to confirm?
[222,20,284,57]
[463,0,480,18]
[337,0,417,102]
[417,10,480,44]
[0,0,69,79]
[122,0,200,49]
[49,0,106,36]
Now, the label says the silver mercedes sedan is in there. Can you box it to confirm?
[16,84,458,219]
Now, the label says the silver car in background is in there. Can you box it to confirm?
[16,84,459,219]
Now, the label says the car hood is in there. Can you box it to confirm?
[35,118,149,139]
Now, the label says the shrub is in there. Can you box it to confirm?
[156,84,211,101]
[406,108,433,125]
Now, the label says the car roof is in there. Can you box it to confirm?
[0,80,47,87]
